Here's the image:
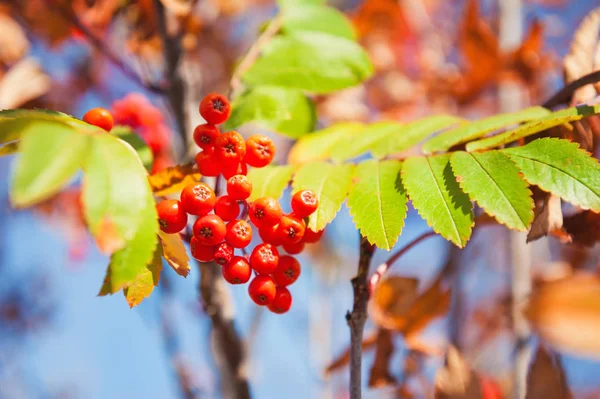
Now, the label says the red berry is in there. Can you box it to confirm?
[199,93,231,125]
[248,275,276,305]
[83,107,114,131]
[249,243,279,274]
[156,199,188,234]
[303,228,324,243]
[215,131,246,165]
[222,256,252,284]
[291,190,318,218]
[193,214,226,246]
[180,182,216,216]
[193,124,219,150]
[226,219,253,248]
[283,240,304,255]
[195,149,222,177]
[215,196,240,221]
[244,135,275,167]
[227,175,252,200]
[214,242,235,265]
[249,197,282,228]
[191,237,215,262]
[268,287,292,314]
[258,224,282,246]
[277,214,306,244]
[222,161,247,180]
[272,255,301,286]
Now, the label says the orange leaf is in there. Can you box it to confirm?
[149,163,201,196]
[368,328,396,388]
[158,230,191,277]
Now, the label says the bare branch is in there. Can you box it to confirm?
[543,70,600,109]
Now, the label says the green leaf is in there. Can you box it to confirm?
[331,121,403,162]
[401,155,473,247]
[83,134,153,253]
[247,165,295,201]
[347,160,406,250]
[10,121,90,207]
[422,106,550,154]
[99,191,159,295]
[292,161,354,231]
[242,32,373,94]
[503,138,600,211]
[370,115,463,158]
[466,105,600,152]
[111,125,154,172]
[450,151,534,231]
[288,122,364,164]
[281,5,356,40]
[224,86,316,138]
[277,0,323,10]
[123,244,162,308]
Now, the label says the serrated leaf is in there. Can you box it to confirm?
[111,125,154,172]
[124,244,162,307]
[347,160,406,250]
[158,230,190,277]
[242,32,373,94]
[281,5,356,40]
[331,121,403,162]
[466,105,600,151]
[247,165,294,201]
[148,163,200,196]
[288,122,364,165]
[370,115,463,158]
[99,191,159,295]
[292,161,354,231]
[10,120,90,207]
[82,134,152,253]
[450,151,534,231]
[224,86,316,138]
[423,106,551,154]
[401,155,473,247]
[503,138,600,211]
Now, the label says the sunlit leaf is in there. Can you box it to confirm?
[224,86,316,138]
[281,5,356,40]
[158,230,190,277]
[466,105,600,151]
[288,122,364,165]
[450,151,533,231]
[149,163,200,196]
[331,121,402,162]
[527,194,563,243]
[423,106,550,154]
[369,276,419,329]
[503,138,600,211]
[111,125,154,172]
[124,244,163,308]
[243,32,373,94]
[347,160,407,250]
[401,155,473,247]
[10,120,90,207]
[247,164,294,201]
[292,161,354,231]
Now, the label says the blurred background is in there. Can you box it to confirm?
[1,0,599,398]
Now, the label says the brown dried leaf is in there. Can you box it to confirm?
[564,8,600,102]
[525,346,572,399]
[368,328,396,388]
[0,13,29,64]
[526,273,600,358]
[325,332,378,375]
[435,346,483,399]
[562,210,600,247]
[527,194,563,243]
[158,230,190,277]
[149,163,200,196]
[0,58,51,109]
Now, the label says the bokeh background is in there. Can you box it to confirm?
[1,0,600,398]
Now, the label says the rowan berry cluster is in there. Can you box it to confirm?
[155,93,322,314]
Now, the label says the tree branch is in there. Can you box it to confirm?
[346,236,375,399]
[49,1,165,94]
[543,70,600,108]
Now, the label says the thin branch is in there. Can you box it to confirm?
[346,236,376,399]
[229,16,282,97]
[543,70,600,108]
[368,231,437,294]
[49,1,165,94]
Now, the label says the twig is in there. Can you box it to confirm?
[368,231,437,293]
[154,0,188,150]
[346,236,376,399]
[49,1,165,94]
[229,16,282,97]
[543,70,600,109]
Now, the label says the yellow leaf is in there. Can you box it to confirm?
[123,245,162,308]
[158,230,191,277]
[149,163,201,196]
